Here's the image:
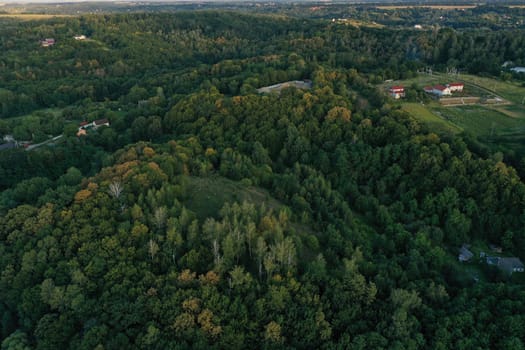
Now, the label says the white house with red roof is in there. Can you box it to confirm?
[432,84,451,97]
[389,86,405,99]
[40,38,55,47]
[447,82,464,92]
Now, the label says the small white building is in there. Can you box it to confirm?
[74,35,87,41]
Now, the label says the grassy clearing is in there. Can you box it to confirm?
[335,19,384,28]
[184,176,283,220]
[455,74,525,105]
[402,102,461,134]
[431,105,525,137]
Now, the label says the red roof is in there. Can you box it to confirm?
[390,85,404,91]
[449,82,464,87]
[94,118,109,126]
[79,121,89,126]
[434,85,448,91]
[424,86,433,90]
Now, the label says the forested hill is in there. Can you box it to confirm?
[2,11,525,350]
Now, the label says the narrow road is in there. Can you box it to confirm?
[26,134,63,151]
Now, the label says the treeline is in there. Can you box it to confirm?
[1,12,525,119]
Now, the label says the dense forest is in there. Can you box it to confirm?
[2,6,525,350]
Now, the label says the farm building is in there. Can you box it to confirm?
[486,257,525,275]
[389,86,405,99]
[458,245,474,262]
[447,82,464,92]
[432,85,451,96]
[257,80,312,94]
[40,38,55,47]
[77,119,110,136]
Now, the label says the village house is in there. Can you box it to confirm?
[40,38,55,47]
[74,35,87,41]
[93,118,110,129]
[389,86,405,99]
[432,84,451,96]
[447,82,464,92]
[0,142,17,151]
[489,244,503,253]
[511,67,525,73]
[486,256,525,274]
[458,245,474,262]
[77,118,110,136]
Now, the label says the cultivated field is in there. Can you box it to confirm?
[431,105,525,138]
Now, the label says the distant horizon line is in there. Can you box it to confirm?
[0,0,517,6]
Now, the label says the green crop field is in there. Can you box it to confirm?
[402,103,461,134]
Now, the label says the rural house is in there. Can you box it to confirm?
[40,38,55,47]
[458,245,474,262]
[77,119,110,136]
[486,257,525,274]
[447,82,464,92]
[432,85,451,96]
[389,86,405,99]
